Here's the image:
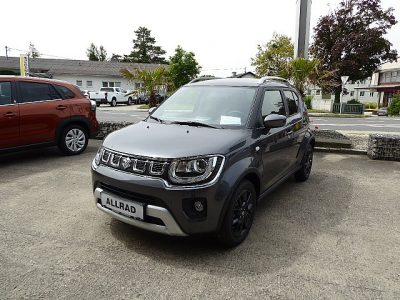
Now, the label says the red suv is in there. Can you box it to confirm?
[0,76,99,155]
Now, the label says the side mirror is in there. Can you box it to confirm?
[148,107,156,114]
[263,114,287,128]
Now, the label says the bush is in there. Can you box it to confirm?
[388,93,400,116]
[347,99,361,104]
[304,95,313,109]
[365,102,378,109]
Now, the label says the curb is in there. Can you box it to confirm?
[314,147,367,155]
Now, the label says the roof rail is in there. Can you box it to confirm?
[258,76,290,85]
[189,76,222,84]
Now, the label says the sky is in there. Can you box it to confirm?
[1,0,399,77]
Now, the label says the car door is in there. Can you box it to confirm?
[283,90,306,168]
[257,89,293,190]
[115,88,124,102]
[0,80,20,149]
[17,81,71,145]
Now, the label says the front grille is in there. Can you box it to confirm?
[99,183,166,208]
[100,148,169,178]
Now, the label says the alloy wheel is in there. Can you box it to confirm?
[232,189,255,238]
[65,128,86,152]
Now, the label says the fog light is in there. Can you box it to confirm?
[194,201,204,212]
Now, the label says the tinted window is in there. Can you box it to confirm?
[100,88,114,92]
[262,90,286,117]
[55,85,76,99]
[20,82,61,103]
[0,82,12,105]
[284,90,299,115]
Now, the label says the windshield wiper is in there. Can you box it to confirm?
[170,121,218,128]
[148,115,164,123]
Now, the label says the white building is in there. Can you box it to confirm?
[369,59,400,107]
[308,78,380,104]
[0,56,164,92]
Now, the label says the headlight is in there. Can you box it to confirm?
[168,156,224,185]
[93,146,104,167]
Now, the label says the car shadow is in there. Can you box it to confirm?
[109,166,353,276]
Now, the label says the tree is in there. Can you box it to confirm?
[280,58,336,96]
[121,67,169,108]
[87,43,99,61]
[251,33,294,77]
[29,42,40,58]
[125,27,167,64]
[86,43,107,61]
[169,46,201,89]
[388,93,400,116]
[310,0,398,102]
[110,53,122,62]
[98,46,107,61]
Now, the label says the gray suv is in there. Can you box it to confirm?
[91,77,315,246]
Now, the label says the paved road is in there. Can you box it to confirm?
[1,142,400,299]
[96,106,400,133]
[310,116,400,133]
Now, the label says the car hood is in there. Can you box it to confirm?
[103,121,249,159]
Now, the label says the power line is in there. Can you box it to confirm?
[5,46,75,60]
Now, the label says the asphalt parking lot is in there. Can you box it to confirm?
[1,141,400,299]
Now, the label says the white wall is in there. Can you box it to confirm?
[53,75,137,92]
[311,99,332,112]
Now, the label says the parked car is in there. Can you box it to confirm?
[0,76,99,155]
[89,87,133,107]
[377,107,388,116]
[81,89,90,99]
[91,77,314,246]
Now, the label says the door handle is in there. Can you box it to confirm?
[4,112,17,118]
[56,105,67,110]
[285,127,293,135]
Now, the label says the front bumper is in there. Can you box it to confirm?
[94,187,187,236]
[91,165,228,236]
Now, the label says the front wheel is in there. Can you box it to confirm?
[217,180,256,247]
[127,97,132,106]
[58,125,89,155]
[110,98,117,107]
[294,143,313,182]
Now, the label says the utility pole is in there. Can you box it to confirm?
[294,0,312,59]
[5,46,9,59]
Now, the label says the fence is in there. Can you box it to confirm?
[332,103,364,114]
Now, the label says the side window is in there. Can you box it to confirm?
[54,85,76,99]
[284,90,299,115]
[0,81,12,105]
[262,90,286,117]
[19,82,61,103]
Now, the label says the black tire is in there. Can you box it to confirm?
[127,97,132,106]
[96,103,100,107]
[294,143,313,182]
[58,124,89,155]
[217,180,256,247]
[110,98,117,107]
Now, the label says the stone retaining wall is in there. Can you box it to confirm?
[367,134,400,161]
[96,121,133,139]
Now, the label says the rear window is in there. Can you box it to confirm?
[54,85,76,99]
[19,82,61,102]
[100,88,114,92]
[0,81,12,105]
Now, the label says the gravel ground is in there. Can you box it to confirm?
[311,130,350,141]
[312,130,369,151]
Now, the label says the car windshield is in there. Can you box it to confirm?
[150,86,257,128]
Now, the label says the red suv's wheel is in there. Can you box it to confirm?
[58,125,89,155]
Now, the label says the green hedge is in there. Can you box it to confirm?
[388,93,400,116]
